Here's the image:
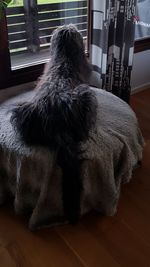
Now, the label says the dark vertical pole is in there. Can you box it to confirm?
[24,0,40,53]
[87,0,91,56]
[0,9,11,88]
[31,0,40,52]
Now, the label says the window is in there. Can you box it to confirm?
[6,0,88,70]
[0,0,89,89]
[134,0,150,53]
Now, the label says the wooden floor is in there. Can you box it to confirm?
[0,89,150,267]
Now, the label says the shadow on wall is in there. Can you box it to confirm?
[131,49,150,91]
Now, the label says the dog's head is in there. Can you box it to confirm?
[50,24,85,61]
[49,24,91,81]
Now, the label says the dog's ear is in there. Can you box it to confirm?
[64,26,84,52]
[11,102,47,146]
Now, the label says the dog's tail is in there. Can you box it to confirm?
[54,85,97,223]
[11,84,97,223]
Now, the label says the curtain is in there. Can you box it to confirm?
[90,0,137,103]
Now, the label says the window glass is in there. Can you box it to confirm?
[6,0,88,70]
[135,0,150,40]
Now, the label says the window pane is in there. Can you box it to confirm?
[135,0,150,40]
[6,0,88,70]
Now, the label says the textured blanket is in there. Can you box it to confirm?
[0,87,144,230]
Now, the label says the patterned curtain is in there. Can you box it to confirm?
[89,0,137,103]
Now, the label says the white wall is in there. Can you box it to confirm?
[131,49,150,92]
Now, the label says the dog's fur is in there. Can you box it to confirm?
[11,25,97,224]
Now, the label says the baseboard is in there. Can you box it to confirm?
[131,82,150,94]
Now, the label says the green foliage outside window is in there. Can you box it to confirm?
[0,0,12,19]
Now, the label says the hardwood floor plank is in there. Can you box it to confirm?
[84,218,150,267]
[56,224,120,267]
[0,247,17,267]
[117,195,150,246]
[0,208,84,267]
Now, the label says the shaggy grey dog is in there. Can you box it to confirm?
[11,24,97,224]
